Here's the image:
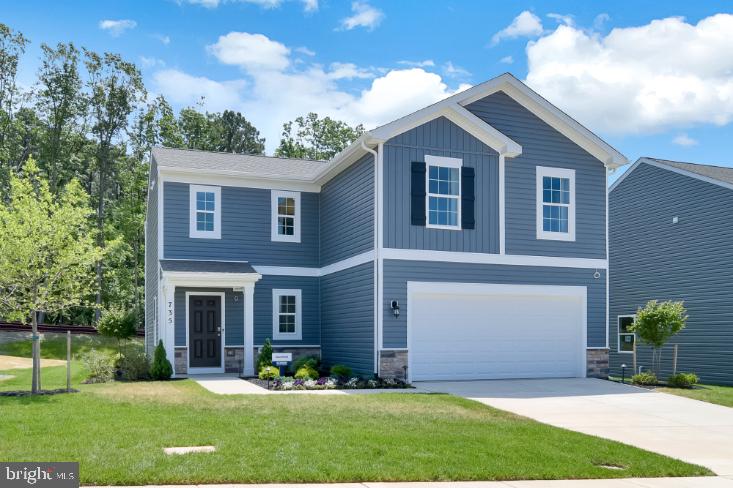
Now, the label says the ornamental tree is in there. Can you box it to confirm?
[631,300,688,374]
[0,158,102,393]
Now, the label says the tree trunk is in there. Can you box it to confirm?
[31,311,39,394]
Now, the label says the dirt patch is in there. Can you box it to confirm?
[0,355,66,370]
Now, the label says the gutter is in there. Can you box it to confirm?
[361,140,381,376]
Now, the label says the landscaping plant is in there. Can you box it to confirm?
[150,340,173,380]
[330,364,353,381]
[258,364,279,380]
[631,371,658,386]
[97,307,138,356]
[256,338,273,372]
[667,372,698,389]
[291,354,320,374]
[294,364,319,380]
[82,350,114,383]
[631,300,687,374]
[115,348,150,381]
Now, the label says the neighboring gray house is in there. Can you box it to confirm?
[144,73,627,381]
[609,157,733,385]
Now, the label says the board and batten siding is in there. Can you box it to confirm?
[466,91,606,259]
[253,275,320,346]
[383,116,500,253]
[174,287,244,347]
[163,182,319,267]
[382,260,606,349]
[320,262,374,374]
[319,153,374,266]
[610,162,733,385]
[144,158,159,354]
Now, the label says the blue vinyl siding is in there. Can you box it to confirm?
[163,182,319,267]
[253,275,320,346]
[320,154,374,265]
[174,287,244,347]
[382,259,606,349]
[383,116,500,253]
[610,162,733,385]
[320,262,374,374]
[144,159,158,354]
[466,91,606,259]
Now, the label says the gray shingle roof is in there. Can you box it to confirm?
[649,158,733,186]
[160,260,257,274]
[152,147,329,181]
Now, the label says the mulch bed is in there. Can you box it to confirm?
[245,377,412,391]
[0,388,79,397]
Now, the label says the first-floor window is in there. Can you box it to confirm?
[618,315,635,353]
[272,289,302,340]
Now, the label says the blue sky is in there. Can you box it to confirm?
[4,0,733,178]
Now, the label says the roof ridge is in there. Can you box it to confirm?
[646,157,733,171]
[153,145,327,164]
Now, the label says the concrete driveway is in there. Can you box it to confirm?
[417,378,733,476]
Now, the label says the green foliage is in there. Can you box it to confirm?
[258,364,280,380]
[631,371,658,386]
[667,372,698,389]
[294,365,319,380]
[98,307,137,341]
[82,350,114,383]
[150,340,172,380]
[257,338,273,372]
[291,354,320,374]
[330,364,352,379]
[632,300,688,374]
[115,348,150,381]
[275,112,364,160]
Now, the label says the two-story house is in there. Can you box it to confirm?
[144,73,627,381]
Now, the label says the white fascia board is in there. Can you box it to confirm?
[253,250,375,277]
[159,167,322,193]
[162,271,262,287]
[382,248,607,269]
[312,133,378,186]
[610,157,733,193]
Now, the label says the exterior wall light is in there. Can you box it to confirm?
[390,300,400,318]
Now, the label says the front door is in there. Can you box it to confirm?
[189,295,222,368]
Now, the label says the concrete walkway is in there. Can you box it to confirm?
[87,476,733,487]
[417,378,733,476]
[193,374,426,395]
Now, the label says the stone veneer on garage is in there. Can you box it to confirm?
[586,348,610,378]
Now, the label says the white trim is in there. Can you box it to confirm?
[158,167,164,259]
[617,314,636,354]
[610,157,733,193]
[425,155,462,230]
[376,142,385,371]
[253,250,375,277]
[499,154,506,255]
[254,344,322,348]
[189,184,221,239]
[381,248,607,269]
[405,281,588,383]
[272,289,302,341]
[605,167,611,349]
[185,291,226,373]
[536,166,576,242]
[243,284,255,375]
[163,271,261,287]
[270,190,301,243]
[160,167,322,193]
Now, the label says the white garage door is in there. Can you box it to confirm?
[408,283,586,381]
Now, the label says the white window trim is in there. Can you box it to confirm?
[271,190,301,243]
[617,314,636,354]
[425,155,462,230]
[272,289,302,340]
[536,166,575,241]
[189,184,221,239]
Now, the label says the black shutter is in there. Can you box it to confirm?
[410,161,427,226]
[461,166,475,229]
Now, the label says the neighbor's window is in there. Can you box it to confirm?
[618,315,635,353]
[272,289,302,340]
[536,166,575,241]
[189,185,221,239]
[426,155,462,229]
[271,190,301,242]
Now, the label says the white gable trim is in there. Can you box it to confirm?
[610,157,733,193]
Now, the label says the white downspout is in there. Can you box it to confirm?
[361,140,380,376]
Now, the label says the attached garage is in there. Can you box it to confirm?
[407,282,587,381]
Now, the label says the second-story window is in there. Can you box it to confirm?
[536,166,575,241]
[425,155,462,229]
[189,184,221,239]
[271,190,301,243]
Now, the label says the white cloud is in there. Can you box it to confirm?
[183,0,220,6]
[443,61,471,79]
[208,32,290,71]
[140,56,166,68]
[525,14,733,134]
[295,46,316,56]
[593,13,610,30]
[397,59,435,68]
[339,2,384,31]
[153,69,248,111]
[491,11,543,45]
[301,0,318,12]
[547,13,574,26]
[327,62,374,80]
[500,55,514,64]
[98,19,137,37]
[673,133,698,146]
[153,34,171,45]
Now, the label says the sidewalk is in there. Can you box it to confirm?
[88,476,733,488]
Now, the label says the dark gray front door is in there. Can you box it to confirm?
[189,295,221,368]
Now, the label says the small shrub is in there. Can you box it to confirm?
[82,350,114,383]
[257,338,273,372]
[330,364,352,379]
[97,307,138,355]
[294,364,319,380]
[150,340,173,380]
[258,364,280,380]
[291,354,320,374]
[668,372,698,388]
[632,371,658,386]
[116,349,150,381]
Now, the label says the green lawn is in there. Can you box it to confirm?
[657,383,733,408]
[0,363,711,485]
[0,333,138,359]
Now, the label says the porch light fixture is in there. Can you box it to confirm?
[390,300,400,318]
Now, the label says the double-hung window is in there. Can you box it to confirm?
[189,185,221,239]
[272,289,302,340]
[425,155,462,229]
[618,315,636,353]
[536,166,575,241]
[271,190,301,243]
